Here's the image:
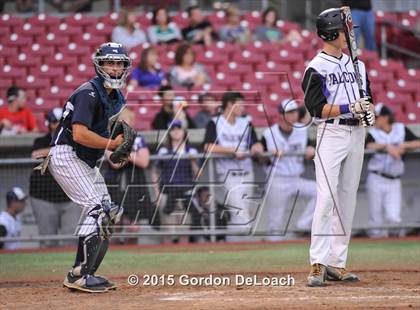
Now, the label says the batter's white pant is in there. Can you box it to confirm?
[264,176,316,240]
[310,123,365,268]
[217,172,254,241]
[367,172,402,237]
[49,145,111,237]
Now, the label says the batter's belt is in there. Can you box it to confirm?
[325,118,360,126]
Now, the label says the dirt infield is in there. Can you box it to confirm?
[1,270,419,309]
[1,239,419,309]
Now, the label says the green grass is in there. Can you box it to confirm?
[0,240,419,282]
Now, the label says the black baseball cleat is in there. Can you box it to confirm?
[63,272,109,293]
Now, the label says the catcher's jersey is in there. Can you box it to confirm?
[52,78,124,168]
[262,124,308,177]
[302,51,371,122]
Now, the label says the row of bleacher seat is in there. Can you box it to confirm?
[0,11,419,131]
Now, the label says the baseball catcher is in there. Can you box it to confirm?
[47,42,132,293]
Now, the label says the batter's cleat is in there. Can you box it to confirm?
[307,263,326,287]
[63,272,108,293]
[326,266,360,282]
[95,275,117,290]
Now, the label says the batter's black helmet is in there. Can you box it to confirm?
[316,8,344,41]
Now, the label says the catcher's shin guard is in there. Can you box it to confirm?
[72,234,102,276]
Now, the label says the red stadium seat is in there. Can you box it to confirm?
[8,53,42,68]
[44,85,74,101]
[73,32,108,50]
[64,14,98,27]
[367,69,393,84]
[396,68,420,83]
[137,12,152,28]
[99,12,120,27]
[0,45,18,57]
[18,75,50,90]
[231,50,266,66]
[0,25,11,38]
[0,64,26,80]
[196,50,227,66]
[13,23,45,38]
[206,42,237,58]
[45,52,78,67]
[89,22,114,38]
[386,79,418,95]
[27,14,61,28]
[51,23,83,38]
[58,43,91,57]
[30,65,64,79]
[53,74,87,89]
[3,33,33,47]
[21,43,54,58]
[37,33,70,47]
[268,48,302,65]
[242,41,277,58]
[255,61,291,73]
[67,63,96,79]
[28,97,60,113]
[217,61,253,76]
[0,14,24,27]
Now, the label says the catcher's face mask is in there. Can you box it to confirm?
[93,42,132,89]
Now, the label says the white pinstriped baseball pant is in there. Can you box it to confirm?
[48,145,111,236]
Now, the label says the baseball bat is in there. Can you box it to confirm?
[341,6,365,98]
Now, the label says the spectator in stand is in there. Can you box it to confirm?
[112,9,147,50]
[219,4,251,44]
[172,96,196,129]
[148,7,182,45]
[182,5,217,46]
[104,108,154,244]
[152,86,196,130]
[0,187,27,250]
[152,85,175,130]
[169,43,210,89]
[152,120,200,243]
[194,93,218,128]
[342,0,376,51]
[30,108,81,248]
[129,47,167,89]
[366,104,420,238]
[0,86,38,135]
[254,7,302,43]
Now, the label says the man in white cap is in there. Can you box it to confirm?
[0,187,28,250]
[261,99,316,241]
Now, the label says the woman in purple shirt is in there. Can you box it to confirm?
[130,47,167,88]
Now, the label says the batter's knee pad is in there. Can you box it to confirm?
[88,200,124,240]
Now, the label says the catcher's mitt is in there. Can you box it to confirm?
[109,120,136,164]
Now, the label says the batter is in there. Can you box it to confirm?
[301,8,375,287]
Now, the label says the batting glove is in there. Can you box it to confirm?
[360,110,375,127]
[349,96,371,114]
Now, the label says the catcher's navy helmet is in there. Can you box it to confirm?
[93,42,132,89]
[316,8,345,41]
